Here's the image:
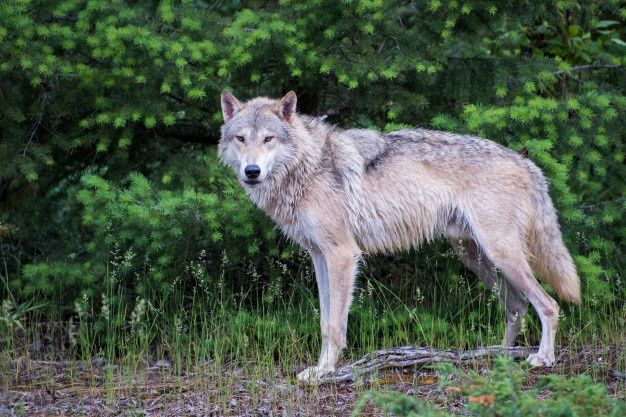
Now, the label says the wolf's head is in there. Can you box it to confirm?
[218,91,300,188]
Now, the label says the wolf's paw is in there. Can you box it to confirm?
[526,352,554,367]
[296,365,334,383]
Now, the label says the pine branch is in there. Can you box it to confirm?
[156,125,218,145]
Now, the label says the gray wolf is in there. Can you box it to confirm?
[218,90,581,382]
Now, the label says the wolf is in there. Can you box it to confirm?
[218,90,581,382]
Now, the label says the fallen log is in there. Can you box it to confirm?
[317,345,537,384]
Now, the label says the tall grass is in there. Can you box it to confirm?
[1,245,625,414]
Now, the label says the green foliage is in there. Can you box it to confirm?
[354,357,626,416]
[354,390,450,417]
[0,0,624,315]
[22,149,279,309]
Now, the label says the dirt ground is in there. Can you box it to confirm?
[2,346,624,416]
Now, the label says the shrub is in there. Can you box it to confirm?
[354,357,626,416]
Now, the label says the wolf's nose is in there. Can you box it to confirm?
[244,164,261,179]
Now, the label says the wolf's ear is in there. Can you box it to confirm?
[276,91,297,122]
[221,90,243,122]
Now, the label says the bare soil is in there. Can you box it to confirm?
[2,345,624,417]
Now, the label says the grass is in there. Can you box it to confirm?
[1,246,625,415]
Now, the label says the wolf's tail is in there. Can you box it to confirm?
[528,175,581,304]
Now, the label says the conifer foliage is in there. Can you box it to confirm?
[0,1,624,312]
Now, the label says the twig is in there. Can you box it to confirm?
[553,64,623,77]
[23,94,49,157]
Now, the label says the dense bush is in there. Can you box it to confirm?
[0,0,624,315]
[21,149,280,307]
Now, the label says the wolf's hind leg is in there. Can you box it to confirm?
[471,228,559,367]
[449,236,529,347]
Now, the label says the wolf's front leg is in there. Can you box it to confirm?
[297,246,360,383]
[297,250,330,381]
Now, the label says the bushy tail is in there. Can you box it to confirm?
[529,181,581,304]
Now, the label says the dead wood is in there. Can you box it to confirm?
[317,345,537,384]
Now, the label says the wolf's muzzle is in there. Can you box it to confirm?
[244,164,261,179]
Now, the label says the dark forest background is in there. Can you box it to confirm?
[0,0,624,332]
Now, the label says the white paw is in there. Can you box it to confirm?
[526,352,554,367]
[296,365,334,383]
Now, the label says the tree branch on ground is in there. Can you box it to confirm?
[315,345,537,384]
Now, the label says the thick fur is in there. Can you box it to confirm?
[219,91,581,382]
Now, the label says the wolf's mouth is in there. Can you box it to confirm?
[244,180,261,185]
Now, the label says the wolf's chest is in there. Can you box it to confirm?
[279,219,320,252]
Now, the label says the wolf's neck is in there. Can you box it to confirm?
[248,116,325,224]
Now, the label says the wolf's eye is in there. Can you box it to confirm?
[235,135,245,142]
[264,136,274,143]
